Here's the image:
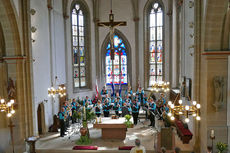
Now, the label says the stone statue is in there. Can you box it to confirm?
[213,76,224,111]
[7,77,16,100]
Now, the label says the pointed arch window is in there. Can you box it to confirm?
[105,35,128,85]
[71,2,90,89]
[148,2,163,86]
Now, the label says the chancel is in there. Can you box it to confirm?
[0,0,230,153]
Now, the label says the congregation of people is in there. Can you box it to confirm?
[57,86,170,137]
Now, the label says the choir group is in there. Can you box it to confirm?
[57,86,170,137]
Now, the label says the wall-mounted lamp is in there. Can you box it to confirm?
[189,22,194,28]
[189,45,195,49]
[189,1,194,8]
[31,26,37,33]
[30,9,36,15]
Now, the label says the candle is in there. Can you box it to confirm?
[211,129,215,138]
[83,106,86,120]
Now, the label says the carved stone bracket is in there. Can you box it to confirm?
[63,14,69,20]
[133,17,140,22]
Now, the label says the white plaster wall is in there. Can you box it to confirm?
[183,0,194,80]
[98,0,135,88]
[31,0,66,135]
[66,0,96,99]
[180,0,195,144]
[66,0,171,98]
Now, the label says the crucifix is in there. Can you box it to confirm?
[97,0,126,60]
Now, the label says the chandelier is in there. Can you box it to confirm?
[0,99,15,117]
[48,85,66,98]
[151,81,170,92]
[167,94,201,122]
[48,76,66,97]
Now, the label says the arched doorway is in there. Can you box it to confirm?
[37,103,45,135]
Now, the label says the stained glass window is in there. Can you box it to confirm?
[72,3,86,88]
[105,35,128,85]
[149,2,163,86]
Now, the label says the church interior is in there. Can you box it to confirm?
[0,0,230,153]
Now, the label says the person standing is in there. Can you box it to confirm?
[121,103,130,117]
[148,98,156,127]
[58,107,66,137]
[131,100,139,125]
[136,87,144,106]
[103,99,110,117]
[130,139,146,153]
[101,86,108,102]
[95,100,102,117]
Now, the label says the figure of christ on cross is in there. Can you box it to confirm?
[98,11,126,60]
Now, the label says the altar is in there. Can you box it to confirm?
[93,117,133,140]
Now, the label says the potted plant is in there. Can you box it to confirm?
[216,142,228,153]
[124,114,133,128]
[76,106,96,145]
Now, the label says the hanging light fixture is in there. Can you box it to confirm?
[48,85,66,98]
[151,81,170,92]
[48,76,66,97]
[167,94,201,122]
[0,98,15,117]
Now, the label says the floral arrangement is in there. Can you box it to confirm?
[216,142,228,153]
[124,114,132,128]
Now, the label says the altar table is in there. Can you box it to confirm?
[93,117,133,140]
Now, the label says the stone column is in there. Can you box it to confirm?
[47,0,55,116]
[93,0,100,84]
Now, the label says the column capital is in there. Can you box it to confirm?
[93,18,100,23]
[133,17,139,22]
[63,14,69,20]
[47,4,53,10]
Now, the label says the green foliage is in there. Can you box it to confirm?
[124,115,132,128]
[216,142,228,153]
[72,110,81,120]
[85,109,96,122]
[125,114,131,121]
[76,135,92,145]
[82,121,87,128]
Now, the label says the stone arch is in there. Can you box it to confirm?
[70,0,92,91]
[101,29,132,87]
[222,8,230,50]
[0,0,21,56]
[204,0,228,51]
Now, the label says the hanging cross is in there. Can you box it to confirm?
[98,11,126,60]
